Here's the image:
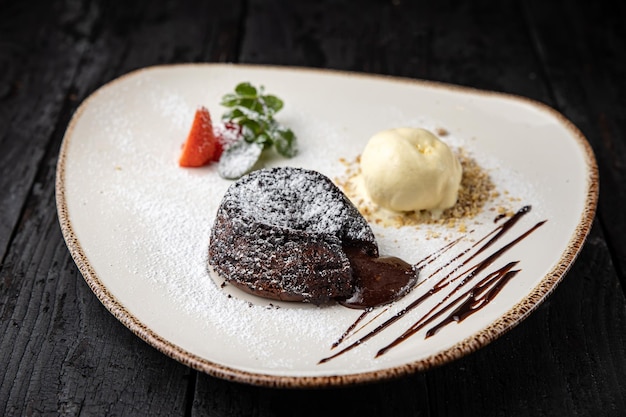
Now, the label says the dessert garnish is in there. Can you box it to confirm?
[178,82,297,179]
[208,167,418,308]
[178,106,223,167]
[319,205,547,364]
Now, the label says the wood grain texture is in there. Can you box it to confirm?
[1,0,243,415]
[0,1,89,261]
[1,0,625,416]
[523,0,626,289]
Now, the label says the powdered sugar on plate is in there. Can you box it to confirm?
[60,65,585,379]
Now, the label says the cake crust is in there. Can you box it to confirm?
[208,167,378,304]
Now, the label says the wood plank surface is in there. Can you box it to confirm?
[1,0,625,416]
[524,0,626,287]
[1,0,242,415]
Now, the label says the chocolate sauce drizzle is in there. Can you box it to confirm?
[318,205,546,365]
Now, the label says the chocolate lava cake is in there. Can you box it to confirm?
[208,167,418,307]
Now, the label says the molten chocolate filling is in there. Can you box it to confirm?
[340,246,418,309]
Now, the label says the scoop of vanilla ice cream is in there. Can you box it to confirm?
[360,127,462,212]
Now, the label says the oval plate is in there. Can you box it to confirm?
[56,64,598,387]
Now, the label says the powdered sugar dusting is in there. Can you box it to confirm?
[68,82,374,369]
[217,140,263,179]
[61,66,571,376]
[225,168,375,242]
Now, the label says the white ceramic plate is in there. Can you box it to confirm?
[56,64,598,387]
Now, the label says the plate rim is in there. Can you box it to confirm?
[55,62,599,388]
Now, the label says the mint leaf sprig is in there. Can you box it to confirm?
[220,82,297,158]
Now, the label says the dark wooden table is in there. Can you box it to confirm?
[2,0,626,415]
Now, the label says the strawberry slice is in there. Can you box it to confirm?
[213,138,224,162]
[179,106,219,167]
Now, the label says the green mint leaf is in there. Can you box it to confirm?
[240,119,261,136]
[235,82,257,97]
[221,108,245,121]
[219,82,298,177]
[220,93,240,107]
[241,127,257,143]
[234,98,265,115]
[274,128,297,157]
[262,95,283,114]
[256,132,272,149]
